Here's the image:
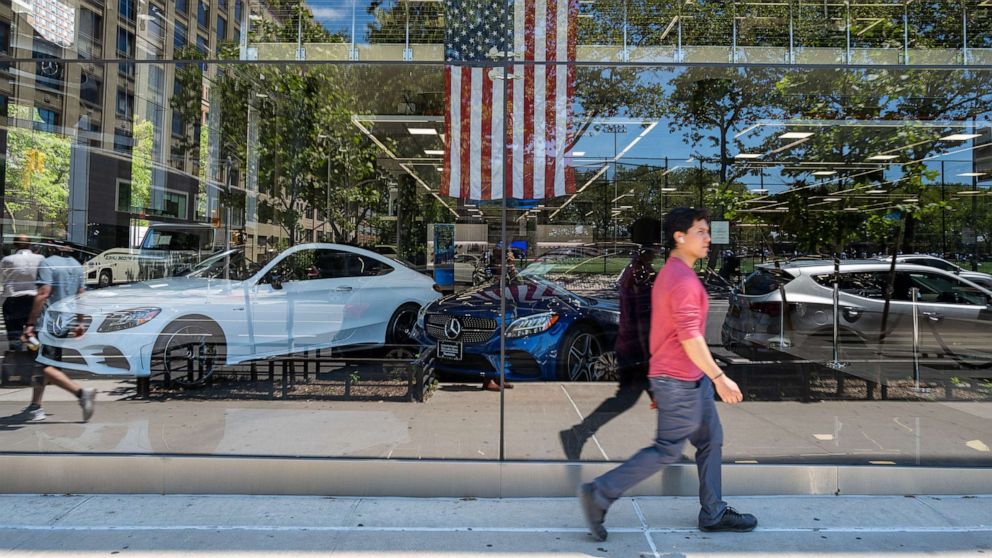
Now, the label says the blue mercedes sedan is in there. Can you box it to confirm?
[411,276,620,382]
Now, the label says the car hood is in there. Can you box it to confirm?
[51,277,244,314]
[428,276,618,317]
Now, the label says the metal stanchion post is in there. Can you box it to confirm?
[910,286,926,393]
[827,281,846,370]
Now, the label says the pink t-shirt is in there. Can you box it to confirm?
[649,257,707,381]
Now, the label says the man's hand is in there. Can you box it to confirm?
[713,374,743,404]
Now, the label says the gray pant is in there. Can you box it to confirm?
[591,375,728,527]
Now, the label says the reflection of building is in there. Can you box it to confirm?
[0,0,244,249]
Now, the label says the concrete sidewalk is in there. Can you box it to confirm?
[0,494,990,556]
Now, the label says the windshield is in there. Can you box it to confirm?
[185,249,261,281]
[142,229,211,251]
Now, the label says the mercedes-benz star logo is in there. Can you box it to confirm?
[444,317,462,340]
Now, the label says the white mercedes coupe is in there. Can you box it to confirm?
[36,244,440,382]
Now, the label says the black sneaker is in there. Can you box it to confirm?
[578,482,608,541]
[700,507,757,532]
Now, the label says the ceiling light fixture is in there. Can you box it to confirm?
[940,133,981,141]
[865,189,887,194]
[812,171,837,176]
[407,128,438,135]
[660,187,677,192]
[844,207,860,211]
[867,155,898,161]
[958,172,986,177]
[734,153,762,159]
[779,132,814,140]
[823,197,842,202]
[571,151,586,157]
[424,149,444,156]
[903,198,919,202]
[956,191,982,195]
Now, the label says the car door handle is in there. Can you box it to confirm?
[921,311,943,322]
[336,286,353,292]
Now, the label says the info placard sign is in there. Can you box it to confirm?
[710,221,730,245]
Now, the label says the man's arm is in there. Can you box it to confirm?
[24,284,52,335]
[679,336,742,404]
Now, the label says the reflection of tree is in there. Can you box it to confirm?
[169,46,204,162]
[4,105,70,233]
[769,68,992,253]
[130,118,154,215]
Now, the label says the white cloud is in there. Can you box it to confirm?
[308,6,347,20]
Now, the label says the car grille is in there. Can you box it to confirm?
[425,313,497,344]
[44,311,92,339]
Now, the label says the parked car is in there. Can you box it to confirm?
[36,244,441,382]
[412,274,620,382]
[880,254,992,290]
[722,260,992,381]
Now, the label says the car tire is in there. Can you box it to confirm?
[153,317,226,388]
[557,324,606,382]
[386,303,420,348]
[98,269,112,288]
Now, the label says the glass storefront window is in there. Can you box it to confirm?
[0,1,988,471]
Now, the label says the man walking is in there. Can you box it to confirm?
[1,235,45,350]
[578,208,756,541]
[21,241,95,422]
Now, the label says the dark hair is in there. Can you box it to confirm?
[12,234,29,251]
[663,207,710,249]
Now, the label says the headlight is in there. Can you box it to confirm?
[416,305,428,329]
[97,307,161,333]
[505,312,559,338]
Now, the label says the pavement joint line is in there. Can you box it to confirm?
[632,499,661,558]
[47,494,95,526]
[0,525,990,534]
[559,383,609,461]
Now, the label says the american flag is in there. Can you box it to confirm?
[442,0,577,200]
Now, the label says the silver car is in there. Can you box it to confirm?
[881,254,992,291]
[722,260,992,383]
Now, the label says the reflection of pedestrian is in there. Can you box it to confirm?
[482,247,516,392]
[578,208,756,542]
[20,241,96,423]
[1,235,45,350]
[559,217,660,460]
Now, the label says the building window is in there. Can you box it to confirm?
[116,88,134,116]
[116,27,134,57]
[78,9,102,58]
[163,191,189,219]
[0,21,9,55]
[176,0,187,15]
[119,0,135,22]
[234,0,243,22]
[147,4,165,45]
[116,180,132,212]
[197,1,208,29]
[216,16,226,42]
[174,21,188,50]
[33,37,64,92]
[149,65,164,95]
[34,107,59,134]
[80,73,102,105]
[113,128,133,153]
[196,34,208,55]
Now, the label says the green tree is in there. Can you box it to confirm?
[3,104,71,233]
